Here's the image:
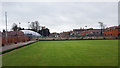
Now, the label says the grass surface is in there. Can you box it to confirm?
[2,40,118,66]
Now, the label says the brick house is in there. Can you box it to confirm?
[60,32,70,38]
[104,25,120,37]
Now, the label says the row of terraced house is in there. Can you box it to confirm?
[50,25,120,38]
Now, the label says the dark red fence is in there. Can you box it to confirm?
[2,31,29,46]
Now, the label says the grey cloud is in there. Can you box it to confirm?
[1,2,118,33]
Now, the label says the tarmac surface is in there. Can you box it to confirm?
[1,40,36,53]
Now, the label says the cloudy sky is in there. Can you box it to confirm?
[1,2,118,33]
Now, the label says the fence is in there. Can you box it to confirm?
[2,31,29,46]
[38,36,119,40]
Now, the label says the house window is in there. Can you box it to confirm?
[119,29,120,32]
[118,33,120,36]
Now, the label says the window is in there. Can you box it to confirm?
[119,29,120,32]
[118,33,120,36]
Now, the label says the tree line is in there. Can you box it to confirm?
[3,21,50,37]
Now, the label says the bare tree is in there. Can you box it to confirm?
[11,23,18,31]
[3,29,6,33]
[35,21,40,32]
[30,21,40,32]
[30,22,35,30]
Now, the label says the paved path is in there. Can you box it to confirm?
[1,40,36,53]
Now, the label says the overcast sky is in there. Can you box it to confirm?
[1,2,118,33]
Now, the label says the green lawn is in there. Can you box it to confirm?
[2,40,118,66]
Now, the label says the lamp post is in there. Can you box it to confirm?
[28,22,30,29]
[85,26,87,29]
[98,22,103,36]
[28,22,31,40]
[19,22,21,30]
[5,12,8,45]
[85,26,87,36]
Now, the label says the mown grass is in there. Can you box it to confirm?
[2,40,118,66]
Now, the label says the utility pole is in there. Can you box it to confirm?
[5,12,8,45]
